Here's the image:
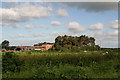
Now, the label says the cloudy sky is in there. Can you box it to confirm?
[0,2,119,48]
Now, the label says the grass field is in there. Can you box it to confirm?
[2,50,120,79]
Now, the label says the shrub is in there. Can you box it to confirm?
[2,52,24,73]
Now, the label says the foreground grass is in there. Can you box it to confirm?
[2,51,120,79]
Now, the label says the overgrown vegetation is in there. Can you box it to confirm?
[2,52,24,73]
[2,51,120,79]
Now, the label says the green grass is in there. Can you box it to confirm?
[2,51,120,79]
[5,50,105,56]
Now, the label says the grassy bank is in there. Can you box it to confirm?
[2,51,120,79]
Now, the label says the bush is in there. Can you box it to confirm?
[2,52,24,73]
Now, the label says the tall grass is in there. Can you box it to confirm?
[2,51,120,79]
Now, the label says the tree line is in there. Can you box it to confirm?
[1,35,101,51]
[51,35,100,51]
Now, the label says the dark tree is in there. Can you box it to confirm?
[1,40,9,50]
[52,35,100,52]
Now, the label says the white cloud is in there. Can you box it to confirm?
[0,22,20,28]
[0,3,52,28]
[51,21,62,26]
[91,30,118,38]
[10,34,26,38]
[10,33,47,39]
[25,24,47,29]
[67,21,85,33]
[90,30,118,48]
[109,20,119,29]
[89,23,103,30]
[32,33,46,37]
[108,30,118,36]
[51,32,60,36]
[17,3,52,18]
[57,8,68,17]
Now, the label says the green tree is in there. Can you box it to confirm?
[1,40,9,50]
[52,35,100,52]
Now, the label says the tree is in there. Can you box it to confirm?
[52,35,100,52]
[1,40,9,50]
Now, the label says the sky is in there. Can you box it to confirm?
[0,1,119,48]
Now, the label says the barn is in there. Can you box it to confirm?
[15,44,53,51]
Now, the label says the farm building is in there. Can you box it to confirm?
[15,44,53,51]
[40,44,53,50]
[15,46,34,51]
